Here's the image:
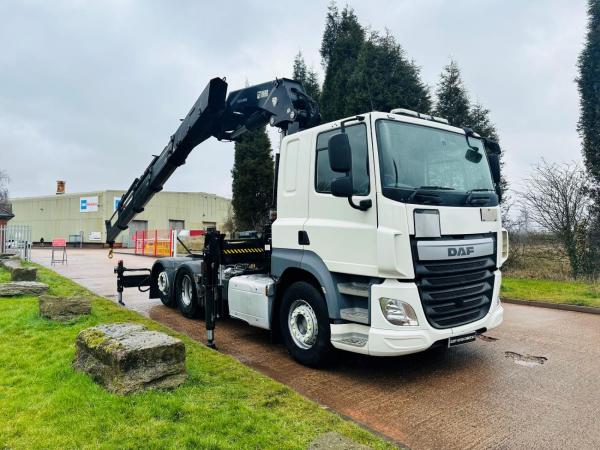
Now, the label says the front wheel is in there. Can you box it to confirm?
[175,268,204,319]
[280,281,332,367]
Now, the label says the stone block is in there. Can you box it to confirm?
[10,266,37,281]
[73,323,187,394]
[0,281,49,297]
[0,258,21,271]
[39,295,91,320]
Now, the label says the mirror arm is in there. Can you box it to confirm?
[347,197,372,211]
[462,127,480,151]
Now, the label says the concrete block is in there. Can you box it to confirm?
[39,295,91,320]
[73,323,187,395]
[0,281,49,297]
[10,266,37,281]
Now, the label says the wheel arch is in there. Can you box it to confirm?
[174,260,203,286]
[271,248,341,322]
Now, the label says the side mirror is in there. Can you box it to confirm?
[331,176,353,198]
[328,133,352,173]
[465,148,483,163]
[488,154,501,185]
[484,138,501,154]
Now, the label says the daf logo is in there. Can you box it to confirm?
[448,246,475,257]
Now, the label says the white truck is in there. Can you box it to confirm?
[108,77,507,367]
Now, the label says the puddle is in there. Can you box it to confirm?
[477,334,498,342]
[505,351,547,367]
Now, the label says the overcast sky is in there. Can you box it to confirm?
[0,0,588,200]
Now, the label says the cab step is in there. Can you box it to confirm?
[337,282,370,297]
[340,307,369,324]
[332,333,368,348]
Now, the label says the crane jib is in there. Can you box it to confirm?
[104,76,320,245]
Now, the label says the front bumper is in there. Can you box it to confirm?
[330,271,504,356]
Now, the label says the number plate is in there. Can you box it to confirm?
[448,332,477,347]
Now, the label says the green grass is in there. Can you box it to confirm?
[0,266,392,450]
[502,277,600,308]
[0,268,10,283]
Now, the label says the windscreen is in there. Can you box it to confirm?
[376,119,496,205]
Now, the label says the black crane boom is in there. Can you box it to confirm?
[105,77,320,246]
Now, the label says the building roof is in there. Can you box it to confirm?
[0,204,14,220]
[11,189,230,202]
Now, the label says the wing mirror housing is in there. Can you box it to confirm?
[328,133,352,173]
[331,176,353,197]
[484,138,501,154]
[488,153,501,185]
[463,127,483,163]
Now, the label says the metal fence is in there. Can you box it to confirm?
[0,224,32,261]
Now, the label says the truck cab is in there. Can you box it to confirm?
[270,109,507,362]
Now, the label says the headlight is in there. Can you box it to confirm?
[379,298,419,326]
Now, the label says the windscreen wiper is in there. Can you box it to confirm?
[464,188,494,205]
[407,185,455,204]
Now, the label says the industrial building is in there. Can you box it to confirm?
[9,189,231,247]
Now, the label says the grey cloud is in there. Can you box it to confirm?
[0,0,587,199]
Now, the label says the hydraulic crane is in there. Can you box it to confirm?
[106,77,320,348]
[105,77,320,248]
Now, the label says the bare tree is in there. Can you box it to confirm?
[520,160,591,278]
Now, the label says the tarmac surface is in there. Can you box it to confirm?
[32,247,161,316]
[32,248,600,449]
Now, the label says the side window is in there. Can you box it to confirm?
[315,124,369,195]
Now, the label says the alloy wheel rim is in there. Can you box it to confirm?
[288,299,318,350]
[157,271,169,294]
[181,275,193,307]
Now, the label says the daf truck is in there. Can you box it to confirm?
[108,77,508,367]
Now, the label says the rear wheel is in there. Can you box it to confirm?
[176,268,204,319]
[280,281,332,367]
[156,269,175,308]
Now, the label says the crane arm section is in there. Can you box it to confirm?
[105,77,319,246]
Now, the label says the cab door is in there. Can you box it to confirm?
[304,121,378,276]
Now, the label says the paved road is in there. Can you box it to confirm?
[34,249,600,449]
[32,248,160,316]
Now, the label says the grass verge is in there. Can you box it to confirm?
[502,277,600,308]
[0,265,392,450]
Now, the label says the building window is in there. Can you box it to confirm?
[169,220,185,232]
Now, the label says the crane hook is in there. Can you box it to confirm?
[108,247,114,259]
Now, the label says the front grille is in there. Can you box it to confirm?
[412,238,496,329]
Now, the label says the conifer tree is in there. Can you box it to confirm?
[319,1,339,70]
[292,51,321,104]
[578,0,600,183]
[346,31,431,116]
[434,60,471,127]
[231,127,273,231]
[576,0,600,276]
[319,5,365,121]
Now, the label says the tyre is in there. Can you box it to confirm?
[175,268,204,319]
[280,281,332,367]
[155,268,176,308]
